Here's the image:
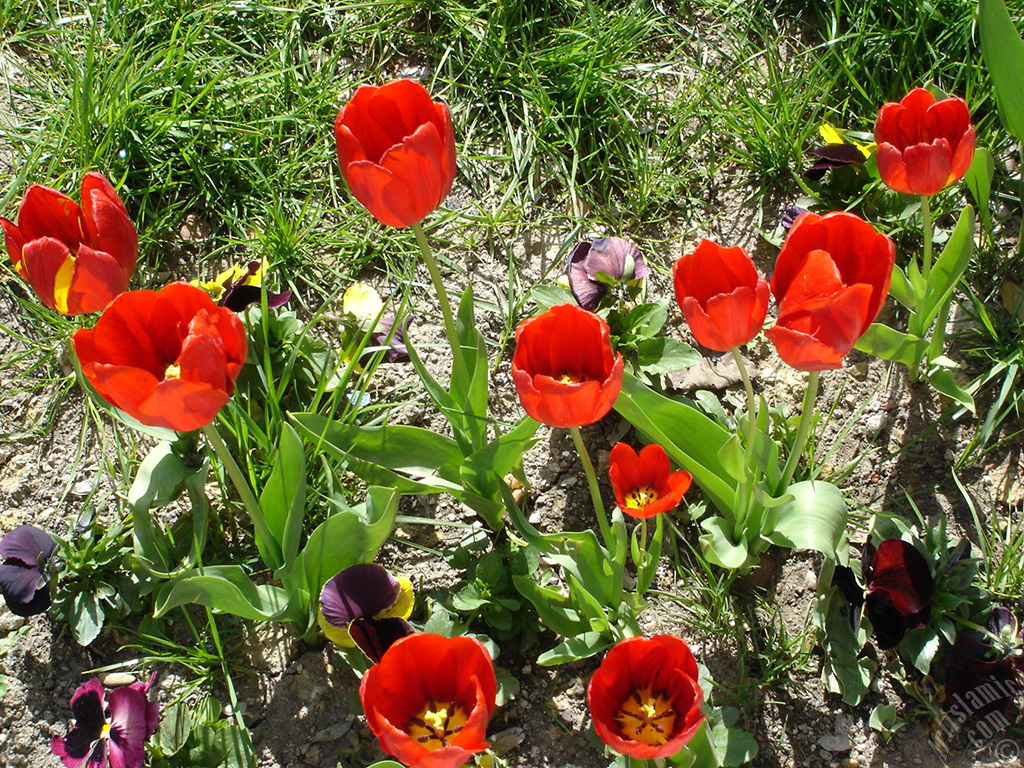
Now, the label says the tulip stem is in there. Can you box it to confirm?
[920,194,933,279]
[411,222,468,393]
[201,423,263,529]
[779,370,819,491]
[731,348,758,459]
[570,426,612,546]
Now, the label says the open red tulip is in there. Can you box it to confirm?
[2,172,137,314]
[766,211,895,371]
[360,633,496,768]
[335,79,457,228]
[608,443,691,519]
[874,88,975,196]
[511,304,624,428]
[673,239,769,352]
[587,635,705,760]
[73,283,247,432]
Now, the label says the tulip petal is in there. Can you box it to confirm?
[379,120,446,216]
[66,244,131,314]
[81,173,137,271]
[343,160,425,228]
[902,140,953,196]
[135,379,231,432]
[609,443,642,505]
[1,217,27,274]
[16,184,86,247]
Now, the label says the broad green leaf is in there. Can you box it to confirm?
[717,434,749,484]
[296,486,400,602]
[511,575,588,637]
[821,587,874,705]
[536,631,614,666]
[615,372,736,515]
[70,592,104,646]
[767,480,847,558]
[152,566,290,621]
[404,333,474,455]
[888,265,918,310]
[965,148,995,238]
[713,717,759,767]
[927,367,976,413]
[260,422,306,570]
[854,323,926,369]
[635,336,701,374]
[919,206,974,331]
[455,284,490,450]
[292,414,464,493]
[158,701,192,756]
[459,416,541,529]
[699,517,755,571]
[547,530,620,607]
[980,0,1024,140]
[128,442,197,511]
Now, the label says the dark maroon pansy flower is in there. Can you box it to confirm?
[0,525,57,617]
[219,260,291,312]
[803,143,868,181]
[944,604,1024,722]
[369,315,410,363]
[833,539,934,649]
[567,237,649,311]
[781,205,809,232]
[51,673,159,768]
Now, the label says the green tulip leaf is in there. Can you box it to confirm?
[926,367,976,413]
[153,565,290,621]
[536,631,614,666]
[919,206,974,332]
[888,264,918,310]
[260,422,306,570]
[854,323,927,369]
[699,517,755,571]
[964,147,995,239]
[980,0,1024,140]
[767,480,847,558]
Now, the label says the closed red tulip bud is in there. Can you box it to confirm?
[587,635,705,760]
[766,212,895,371]
[2,173,137,314]
[73,283,247,432]
[335,79,457,228]
[608,443,691,519]
[359,633,496,768]
[673,239,769,351]
[874,88,975,196]
[511,304,624,428]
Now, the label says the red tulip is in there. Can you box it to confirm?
[673,239,769,351]
[2,173,137,315]
[874,88,975,196]
[587,635,705,760]
[511,304,624,428]
[766,212,895,371]
[73,283,247,432]
[608,443,691,519]
[335,79,457,228]
[360,633,496,768]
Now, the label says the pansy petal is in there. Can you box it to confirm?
[349,616,415,663]
[106,686,153,768]
[0,524,57,564]
[0,562,45,608]
[320,563,401,628]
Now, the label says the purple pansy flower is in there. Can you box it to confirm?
[318,563,414,663]
[52,673,159,768]
[566,237,649,311]
[219,260,291,312]
[0,525,57,616]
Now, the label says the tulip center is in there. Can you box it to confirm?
[407,697,469,750]
[624,486,658,510]
[558,372,583,384]
[164,363,182,380]
[615,687,677,746]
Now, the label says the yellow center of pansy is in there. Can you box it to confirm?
[101,722,111,738]
[615,687,677,746]
[407,698,469,750]
[625,486,658,510]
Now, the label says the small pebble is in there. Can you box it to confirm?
[101,673,137,688]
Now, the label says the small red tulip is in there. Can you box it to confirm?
[511,304,624,428]
[1,172,137,314]
[335,79,457,228]
[874,88,975,196]
[73,283,247,432]
[608,443,691,519]
[587,635,706,760]
[359,633,496,768]
[766,212,895,371]
[673,239,769,352]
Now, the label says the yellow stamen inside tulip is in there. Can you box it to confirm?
[52,256,75,314]
[615,687,677,746]
[625,486,658,510]
[559,373,582,384]
[164,364,182,380]
[407,698,469,750]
